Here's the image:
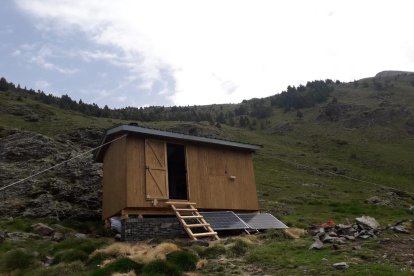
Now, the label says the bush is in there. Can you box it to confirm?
[53,249,88,264]
[166,250,198,271]
[142,260,181,276]
[1,249,36,272]
[229,240,250,256]
[91,258,144,276]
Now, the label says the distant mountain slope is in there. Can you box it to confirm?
[0,72,413,224]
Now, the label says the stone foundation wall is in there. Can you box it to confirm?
[121,217,186,241]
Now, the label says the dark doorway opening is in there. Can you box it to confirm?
[167,143,188,200]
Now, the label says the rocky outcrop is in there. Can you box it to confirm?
[375,71,414,78]
[0,129,103,220]
[318,102,411,129]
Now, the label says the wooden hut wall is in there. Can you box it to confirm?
[186,144,259,210]
[123,136,259,211]
[102,136,128,218]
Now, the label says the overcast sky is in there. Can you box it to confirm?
[1,0,413,108]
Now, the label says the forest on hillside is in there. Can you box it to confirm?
[0,77,336,128]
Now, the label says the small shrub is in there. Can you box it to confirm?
[1,249,36,272]
[142,260,181,276]
[198,245,227,259]
[53,249,88,264]
[91,258,144,276]
[166,250,198,271]
[229,239,250,256]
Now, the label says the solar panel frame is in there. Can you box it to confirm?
[236,213,288,230]
[199,211,250,230]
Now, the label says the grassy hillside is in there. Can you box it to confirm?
[0,73,413,274]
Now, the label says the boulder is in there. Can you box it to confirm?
[333,262,349,270]
[355,216,380,230]
[309,239,324,250]
[51,232,65,242]
[74,233,87,239]
[31,223,54,236]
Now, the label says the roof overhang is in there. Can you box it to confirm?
[94,124,262,162]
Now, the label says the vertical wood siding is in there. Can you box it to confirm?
[102,136,127,218]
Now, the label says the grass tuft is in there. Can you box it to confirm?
[53,249,89,264]
[91,258,144,276]
[142,259,181,276]
[229,239,250,256]
[1,248,36,272]
[166,250,198,271]
[198,244,227,259]
[31,261,85,276]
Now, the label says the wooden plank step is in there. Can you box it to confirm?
[175,208,196,212]
[179,215,203,219]
[186,223,211,228]
[166,201,196,205]
[192,232,218,237]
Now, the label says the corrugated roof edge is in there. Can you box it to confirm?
[94,124,262,162]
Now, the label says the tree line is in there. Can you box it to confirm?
[0,77,337,128]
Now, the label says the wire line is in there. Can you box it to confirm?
[0,134,127,192]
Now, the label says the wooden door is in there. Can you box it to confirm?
[145,139,168,200]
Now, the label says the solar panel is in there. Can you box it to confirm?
[237,213,288,230]
[200,211,250,230]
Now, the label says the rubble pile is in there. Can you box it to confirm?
[309,216,380,250]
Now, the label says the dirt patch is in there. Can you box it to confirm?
[377,238,414,269]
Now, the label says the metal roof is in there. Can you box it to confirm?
[94,124,262,162]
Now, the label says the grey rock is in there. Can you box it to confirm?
[74,233,87,239]
[7,231,41,241]
[337,224,352,229]
[356,216,380,230]
[353,244,362,250]
[322,235,336,243]
[365,196,382,204]
[51,232,64,242]
[392,225,410,234]
[43,256,54,266]
[333,262,349,270]
[31,223,54,236]
[309,239,324,250]
[327,231,337,237]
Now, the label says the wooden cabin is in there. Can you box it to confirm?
[95,124,262,220]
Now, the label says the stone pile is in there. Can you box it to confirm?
[309,216,380,250]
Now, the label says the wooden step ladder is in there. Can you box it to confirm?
[167,201,219,241]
